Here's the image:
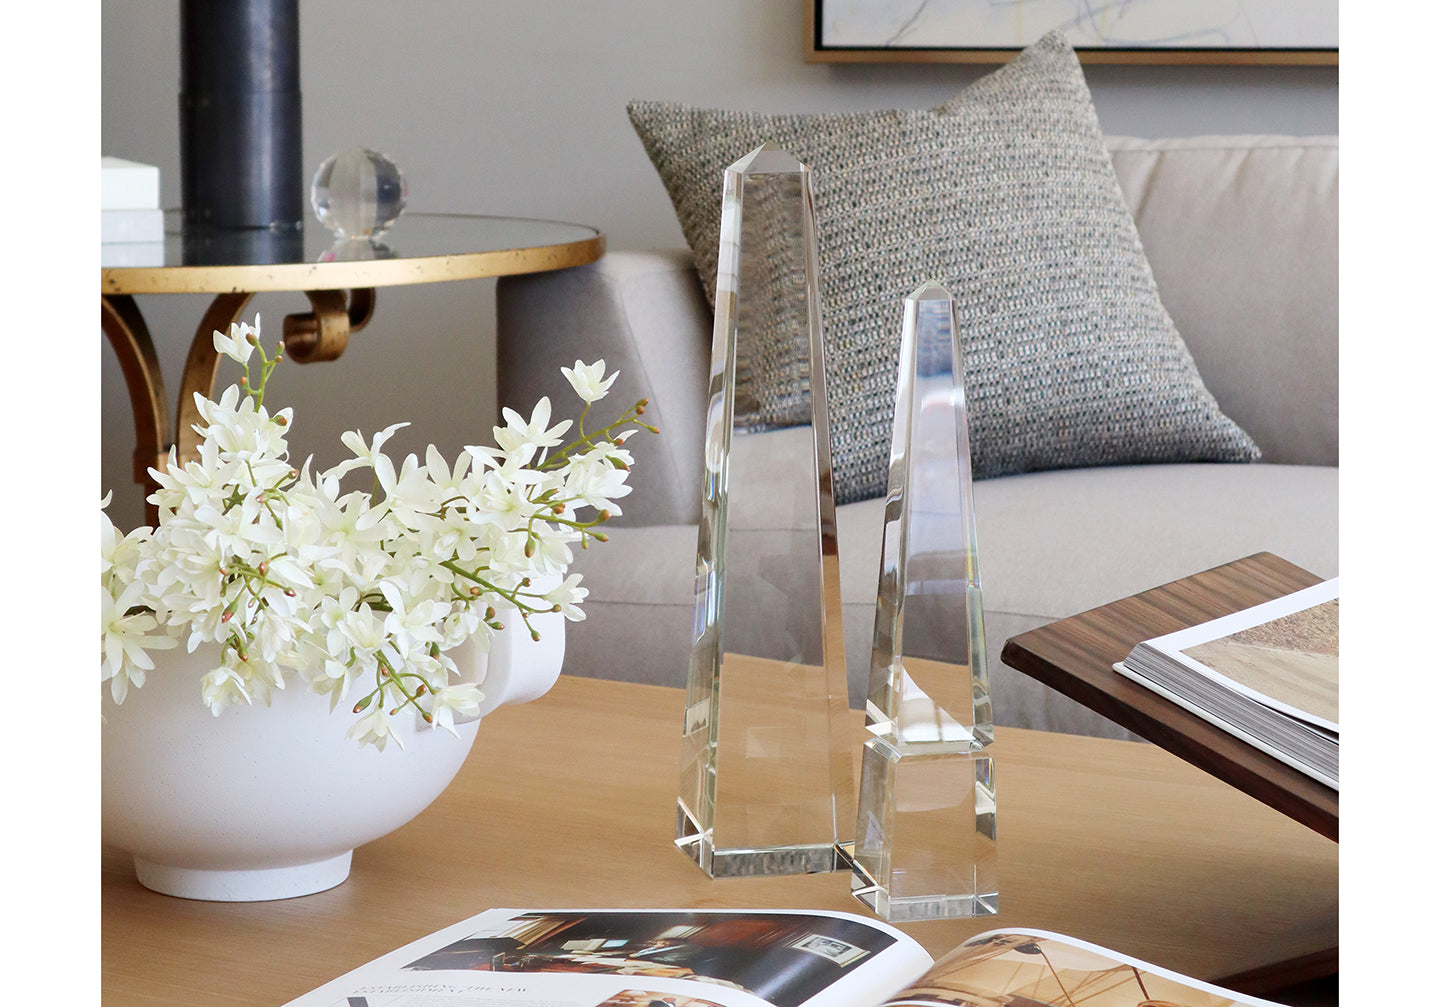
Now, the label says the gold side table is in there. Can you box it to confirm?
[101,212,603,520]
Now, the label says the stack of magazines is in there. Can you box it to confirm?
[1114,578,1339,789]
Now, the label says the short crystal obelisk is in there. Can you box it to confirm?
[676,143,854,878]
[843,281,998,919]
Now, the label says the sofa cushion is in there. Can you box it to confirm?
[627,30,1259,506]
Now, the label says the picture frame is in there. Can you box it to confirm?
[805,1,1338,65]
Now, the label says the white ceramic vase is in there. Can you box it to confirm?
[101,610,564,902]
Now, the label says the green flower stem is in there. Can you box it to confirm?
[538,401,649,470]
[352,652,434,722]
[240,339,284,407]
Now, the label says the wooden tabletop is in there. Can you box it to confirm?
[101,674,1336,1006]
[1000,552,1338,840]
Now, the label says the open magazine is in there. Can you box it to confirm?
[1114,578,1339,790]
[283,908,1283,1007]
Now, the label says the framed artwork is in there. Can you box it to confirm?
[805,1,1338,65]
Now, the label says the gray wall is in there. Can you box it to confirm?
[100,1,1338,530]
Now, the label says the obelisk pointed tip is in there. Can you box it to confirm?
[729,142,806,175]
[907,280,955,302]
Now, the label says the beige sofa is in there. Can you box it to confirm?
[496,135,1339,739]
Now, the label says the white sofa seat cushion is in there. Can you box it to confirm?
[560,462,1338,738]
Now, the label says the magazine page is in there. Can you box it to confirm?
[882,929,1282,1007]
[283,908,934,1007]
[1136,578,1339,733]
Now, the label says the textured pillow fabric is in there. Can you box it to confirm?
[627,30,1259,505]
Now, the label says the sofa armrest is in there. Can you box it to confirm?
[497,249,711,527]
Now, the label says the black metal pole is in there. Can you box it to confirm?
[180,0,303,230]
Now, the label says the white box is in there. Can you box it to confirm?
[101,242,166,268]
[101,156,161,210]
[101,208,166,244]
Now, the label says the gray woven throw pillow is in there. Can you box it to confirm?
[628,30,1259,505]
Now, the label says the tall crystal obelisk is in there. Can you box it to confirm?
[676,143,854,878]
[843,281,998,919]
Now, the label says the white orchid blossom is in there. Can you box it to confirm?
[100,316,651,749]
[211,316,260,367]
[561,358,619,404]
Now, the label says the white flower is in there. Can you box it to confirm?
[101,583,177,703]
[332,601,388,656]
[526,526,578,574]
[101,313,651,749]
[193,384,294,471]
[201,663,253,714]
[493,398,571,464]
[562,446,634,514]
[337,422,408,469]
[377,581,446,654]
[544,574,589,622]
[375,450,441,528]
[212,316,261,367]
[102,503,151,588]
[560,359,619,404]
[346,703,404,751]
[428,683,483,736]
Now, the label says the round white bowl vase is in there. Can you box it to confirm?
[101,610,564,902]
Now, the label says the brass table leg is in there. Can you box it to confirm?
[101,295,170,521]
[282,288,375,363]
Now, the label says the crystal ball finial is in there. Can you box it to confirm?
[310,148,407,239]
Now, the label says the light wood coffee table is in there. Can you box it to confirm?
[101,674,1336,1006]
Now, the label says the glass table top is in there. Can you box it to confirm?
[101,212,604,294]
